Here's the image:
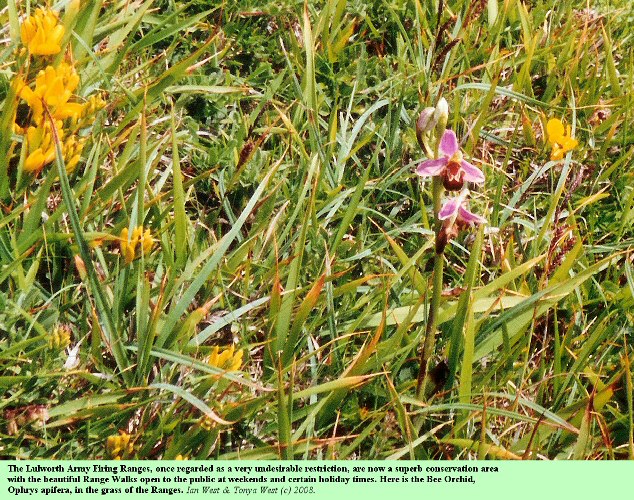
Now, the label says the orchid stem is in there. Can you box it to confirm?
[416,171,444,398]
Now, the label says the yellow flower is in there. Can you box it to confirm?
[62,134,84,172]
[119,228,135,263]
[70,94,107,129]
[20,8,65,56]
[546,118,578,160]
[119,226,154,263]
[49,324,71,350]
[199,416,216,431]
[174,454,189,460]
[106,433,134,459]
[207,345,243,371]
[22,119,83,174]
[82,94,107,118]
[140,229,154,255]
[17,63,80,123]
[23,120,63,173]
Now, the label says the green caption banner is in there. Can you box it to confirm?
[0,461,630,499]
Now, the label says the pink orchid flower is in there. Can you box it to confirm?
[416,130,485,191]
[434,191,486,253]
[438,193,486,226]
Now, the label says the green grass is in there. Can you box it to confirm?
[1,0,633,460]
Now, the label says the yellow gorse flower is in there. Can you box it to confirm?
[106,433,134,459]
[546,118,578,160]
[119,226,154,264]
[20,8,65,56]
[207,345,243,371]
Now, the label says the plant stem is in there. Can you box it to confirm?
[416,176,444,398]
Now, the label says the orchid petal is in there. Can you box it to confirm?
[458,205,486,225]
[438,197,461,220]
[416,158,447,177]
[439,130,459,156]
[460,160,485,183]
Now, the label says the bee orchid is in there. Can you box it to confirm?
[438,192,487,227]
[435,190,486,254]
[416,130,485,191]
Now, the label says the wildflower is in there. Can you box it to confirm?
[435,190,486,253]
[546,118,578,160]
[416,107,437,150]
[62,134,84,172]
[199,416,216,431]
[416,98,450,155]
[119,226,154,264]
[17,63,80,123]
[23,120,63,173]
[438,191,486,226]
[49,324,71,350]
[433,97,449,132]
[207,345,243,371]
[174,454,189,460]
[106,433,134,459]
[82,94,107,118]
[589,101,611,127]
[20,8,64,56]
[416,130,485,191]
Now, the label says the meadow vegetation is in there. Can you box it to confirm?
[1,0,633,460]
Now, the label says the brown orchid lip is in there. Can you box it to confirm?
[443,160,464,191]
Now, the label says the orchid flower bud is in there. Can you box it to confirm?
[416,107,437,155]
[416,107,436,138]
[434,97,449,139]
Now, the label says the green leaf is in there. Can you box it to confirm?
[157,162,279,348]
[150,382,231,425]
